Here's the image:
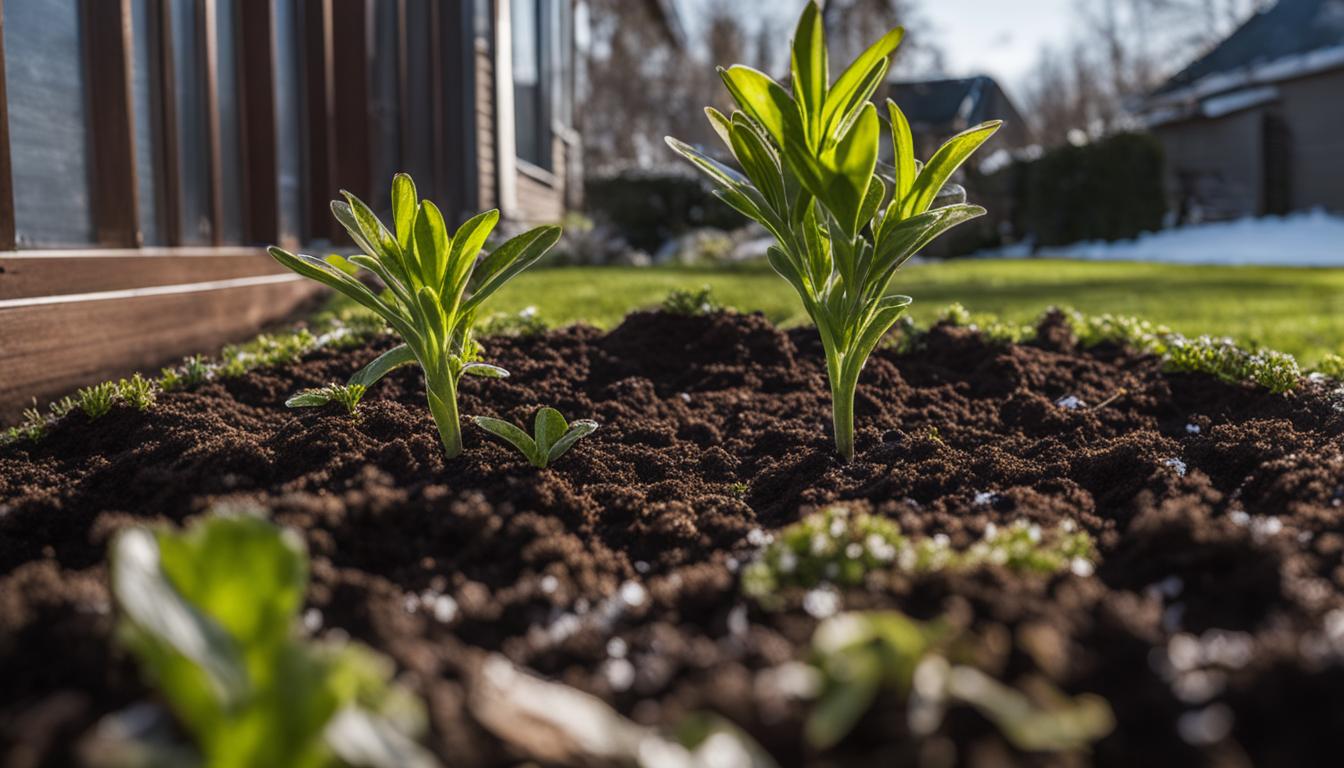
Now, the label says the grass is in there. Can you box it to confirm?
[490,260,1344,365]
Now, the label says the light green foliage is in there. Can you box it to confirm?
[1064,308,1171,352]
[109,513,436,768]
[161,355,213,392]
[219,330,317,379]
[472,407,598,468]
[806,610,1114,752]
[661,285,723,316]
[78,381,119,420]
[478,306,548,337]
[118,373,158,411]
[1165,335,1300,394]
[742,507,1095,605]
[667,2,999,459]
[286,383,368,415]
[1,398,78,446]
[269,173,561,458]
[938,302,1034,345]
[1317,353,1344,380]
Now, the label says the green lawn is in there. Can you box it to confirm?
[488,260,1344,365]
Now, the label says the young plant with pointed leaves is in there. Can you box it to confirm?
[269,174,560,458]
[472,407,598,468]
[666,2,1000,460]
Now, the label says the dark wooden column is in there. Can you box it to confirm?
[82,0,140,247]
[329,0,370,204]
[238,0,279,244]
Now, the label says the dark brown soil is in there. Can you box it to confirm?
[4,310,1344,767]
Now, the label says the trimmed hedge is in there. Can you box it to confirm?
[584,167,743,252]
[1018,133,1167,248]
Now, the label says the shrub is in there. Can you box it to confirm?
[77,381,118,420]
[1165,335,1300,394]
[667,3,998,460]
[269,173,561,458]
[585,167,743,252]
[117,373,157,411]
[661,286,722,316]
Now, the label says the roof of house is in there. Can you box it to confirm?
[1154,0,1344,96]
[886,76,1014,128]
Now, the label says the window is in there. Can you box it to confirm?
[170,0,213,245]
[214,0,244,244]
[4,0,95,246]
[131,0,166,246]
[275,0,305,244]
[512,0,551,171]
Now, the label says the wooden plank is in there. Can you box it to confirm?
[0,248,291,300]
[330,0,370,204]
[0,277,320,419]
[302,0,334,241]
[202,0,225,246]
[238,0,279,244]
[157,0,182,246]
[0,5,16,250]
[82,0,141,247]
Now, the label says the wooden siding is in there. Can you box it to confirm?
[475,39,497,211]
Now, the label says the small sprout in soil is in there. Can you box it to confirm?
[805,610,1114,752]
[742,507,1096,606]
[160,354,212,392]
[661,285,722,316]
[939,302,974,326]
[1165,335,1300,394]
[472,407,598,468]
[939,303,1032,344]
[108,512,436,768]
[1064,308,1171,352]
[286,382,368,415]
[1317,353,1344,380]
[77,381,119,420]
[117,373,157,411]
[667,3,999,460]
[729,481,749,498]
[269,173,561,458]
[218,330,316,378]
[926,426,944,444]
[479,305,548,337]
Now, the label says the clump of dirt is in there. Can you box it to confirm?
[4,309,1344,767]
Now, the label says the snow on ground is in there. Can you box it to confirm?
[979,210,1344,267]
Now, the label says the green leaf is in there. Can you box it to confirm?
[871,204,985,293]
[415,285,447,353]
[472,416,541,466]
[904,120,1001,216]
[325,707,439,768]
[267,247,417,344]
[806,653,883,749]
[349,344,418,390]
[729,117,786,213]
[110,527,248,710]
[823,26,904,142]
[886,100,916,204]
[665,136,749,190]
[945,667,1115,753]
[821,57,889,148]
[341,192,407,283]
[790,1,827,146]
[392,173,418,256]
[444,208,501,300]
[464,225,562,313]
[460,362,510,379]
[285,389,335,408]
[718,65,796,148]
[546,420,598,464]
[822,102,880,236]
[413,201,450,290]
[533,407,569,457]
[704,106,734,150]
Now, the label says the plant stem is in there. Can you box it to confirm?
[425,372,463,458]
[827,349,857,462]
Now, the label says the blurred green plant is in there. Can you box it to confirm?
[742,506,1095,607]
[472,407,598,468]
[661,285,723,316]
[667,1,999,460]
[269,174,561,458]
[286,383,369,416]
[77,381,119,420]
[805,610,1113,753]
[117,373,157,412]
[109,512,436,768]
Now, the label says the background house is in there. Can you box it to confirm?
[1144,0,1344,221]
[884,75,1029,158]
[0,0,600,419]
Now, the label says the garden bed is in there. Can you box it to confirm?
[4,308,1344,766]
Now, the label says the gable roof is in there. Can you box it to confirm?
[887,76,1000,127]
[1154,0,1344,97]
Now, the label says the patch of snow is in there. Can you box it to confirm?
[973,491,996,506]
[1186,423,1201,434]
[540,575,559,594]
[1201,85,1278,119]
[802,587,841,619]
[1055,394,1086,410]
[1178,704,1234,746]
[602,658,636,692]
[1164,457,1188,476]
[975,210,1344,267]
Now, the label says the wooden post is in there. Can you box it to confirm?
[82,0,141,247]
[238,0,279,244]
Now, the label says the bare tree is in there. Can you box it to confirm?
[820,0,943,76]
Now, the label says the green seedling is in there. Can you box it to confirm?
[667,1,999,459]
[1318,353,1344,380]
[1165,335,1300,394]
[661,285,722,316]
[286,383,368,415]
[472,407,598,468]
[161,355,212,392]
[269,173,561,458]
[109,512,436,768]
[117,373,157,411]
[806,610,1113,753]
[78,381,119,420]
